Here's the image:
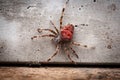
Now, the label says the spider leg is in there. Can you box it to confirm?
[37,28,57,35]
[31,34,56,40]
[60,0,69,29]
[71,41,80,46]
[64,45,75,63]
[50,20,59,34]
[69,45,79,59]
[47,44,60,62]
[71,41,87,48]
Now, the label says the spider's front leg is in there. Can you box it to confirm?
[37,28,57,35]
[60,0,69,29]
[31,34,56,40]
[31,27,57,40]
[47,44,60,62]
[50,20,59,34]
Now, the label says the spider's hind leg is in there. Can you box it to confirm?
[47,44,60,62]
[71,41,87,48]
[69,45,79,59]
[64,45,75,63]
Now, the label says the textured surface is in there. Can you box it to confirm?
[0,67,120,80]
[0,0,120,63]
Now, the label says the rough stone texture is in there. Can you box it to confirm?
[0,0,120,63]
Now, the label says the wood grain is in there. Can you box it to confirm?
[0,67,120,80]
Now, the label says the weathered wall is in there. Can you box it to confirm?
[0,0,120,63]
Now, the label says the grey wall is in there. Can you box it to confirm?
[0,0,120,63]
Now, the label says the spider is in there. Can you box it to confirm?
[31,0,87,63]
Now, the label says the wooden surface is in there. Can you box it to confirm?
[0,67,120,80]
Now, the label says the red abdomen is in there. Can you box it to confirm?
[61,24,74,41]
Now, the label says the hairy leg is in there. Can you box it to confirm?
[60,0,69,29]
[71,41,87,48]
[69,45,79,58]
[47,44,60,62]
[37,28,57,35]
[64,44,75,63]
[31,34,56,40]
[71,41,80,46]
[50,20,59,34]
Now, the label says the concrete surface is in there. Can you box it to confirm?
[0,0,120,63]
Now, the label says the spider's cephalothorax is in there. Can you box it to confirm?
[31,0,87,63]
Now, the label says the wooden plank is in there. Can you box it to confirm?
[0,67,120,80]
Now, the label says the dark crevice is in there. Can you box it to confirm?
[0,62,120,68]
